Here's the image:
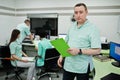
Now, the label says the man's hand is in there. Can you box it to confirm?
[57,56,63,68]
[67,48,80,56]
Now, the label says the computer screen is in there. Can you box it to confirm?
[110,42,120,67]
[101,43,110,50]
[110,42,120,61]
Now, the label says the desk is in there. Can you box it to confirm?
[22,43,37,57]
[93,59,120,80]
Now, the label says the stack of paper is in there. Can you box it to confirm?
[22,57,35,62]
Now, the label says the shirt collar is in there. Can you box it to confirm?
[75,19,89,29]
[41,38,46,41]
[15,39,21,45]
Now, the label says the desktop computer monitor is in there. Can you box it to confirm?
[110,42,120,67]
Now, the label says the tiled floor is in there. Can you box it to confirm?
[0,67,63,80]
[0,67,93,80]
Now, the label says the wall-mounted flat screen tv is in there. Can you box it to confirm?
[30,18,58,36]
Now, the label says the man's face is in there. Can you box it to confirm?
[26,22,30,26]
[74,6,88,24]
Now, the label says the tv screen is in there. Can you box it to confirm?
[30,18,58,36]
[110,42,120,62]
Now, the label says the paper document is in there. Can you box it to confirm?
[50,38,71,57]
[22,57,35,62]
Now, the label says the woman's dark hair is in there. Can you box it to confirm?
[74,3,87,11]
[9,29,20,45]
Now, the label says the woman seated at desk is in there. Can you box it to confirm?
[37,31,52,67]
[9,29,35,80]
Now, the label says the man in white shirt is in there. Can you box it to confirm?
[16,19,33,43]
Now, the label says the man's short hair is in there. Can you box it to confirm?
[74,3,87,11]
[24,19,30,23]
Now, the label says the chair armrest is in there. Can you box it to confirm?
[4,57,15,60]
[0,57,15,60]
[45,56,59,61]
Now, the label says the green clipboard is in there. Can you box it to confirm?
[50,38,71,57]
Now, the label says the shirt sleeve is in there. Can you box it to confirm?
[9,43,16,55]
[24,27,31,36]
[65,34,69,43]
[38,42,43,57]
[89,27,101,48]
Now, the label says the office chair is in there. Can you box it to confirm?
[36,48,60,80]
[0,46,24,80]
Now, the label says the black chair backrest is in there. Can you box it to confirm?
[0,46,12,68]
[1,46,11,57]
[44,48,60,69]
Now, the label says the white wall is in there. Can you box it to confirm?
[58,15,72,34]
[15,0,120,8]
[0,0,15,8]
[87,16,120,42]
[0,15,17,45]
[0,0,120,45]
[14,0,120,43]
[0,0,16,45]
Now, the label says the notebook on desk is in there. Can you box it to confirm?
[22,57,35,62]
